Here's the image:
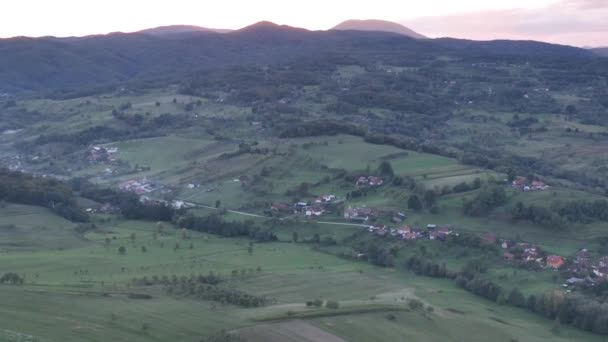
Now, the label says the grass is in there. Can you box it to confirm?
[0,204,81,251]
[1,213,602,341]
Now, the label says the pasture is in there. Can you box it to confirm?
[0,213,601,342]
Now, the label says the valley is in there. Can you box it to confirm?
[1,21,608,342]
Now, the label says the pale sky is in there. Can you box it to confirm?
[1,0,606,46]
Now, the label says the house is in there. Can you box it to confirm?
[500,239,515,249]
[305,207,324,217]
[315,194,336,204]
[593,267,608,279]
[375,228,388,237]
[344,207,376,221]
[566,277,585,286]
[368,224,386,233]
[368,176,383,186]
[356,177,369,186]
[356,176,383,186]
[294,202,308,211]
[426,224,437,230]
[522,247,542,263]
[88,145,117,163]
[397,225,413,238]
[531,181,549,190]
[512,177,527,190]
[575,249,593,266]
[430,227,452,241]
[598,256,608,268]
[504,252,515,261]
[403,230,421,241]
[271,202,292,213]
[546,255,565,269]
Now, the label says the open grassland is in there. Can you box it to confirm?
[0,204,81,251]
[0,214,602,342]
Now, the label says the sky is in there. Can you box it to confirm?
[1,0,606,46]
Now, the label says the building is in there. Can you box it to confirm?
[271,202,292,213]
[546,255,565,269]
[356,176,383,186]
[344,207,376,221]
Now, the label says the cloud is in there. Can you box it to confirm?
[564,0,608,9]
[404,0,608,47]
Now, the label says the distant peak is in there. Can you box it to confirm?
[234,21,309,34]
[332,19,427,39]
[136,25,231,36]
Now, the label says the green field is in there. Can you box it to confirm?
[0,211,603,342]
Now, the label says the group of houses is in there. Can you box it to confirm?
[119,178,161,196]
[511,177,549,191]
[85,203,119,214]
[367,223,454,242]
[87,145,118,163]
[343,206,378,221]
[495,236,567,270]
[562,249,608,285]
[356,176,383,187]
[271,194,339,217]
[500,240,608,283]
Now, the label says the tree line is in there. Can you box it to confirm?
[0,168,89,222]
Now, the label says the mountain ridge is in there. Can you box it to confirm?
[0,24,595,94]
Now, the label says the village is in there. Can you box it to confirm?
[268,170,608,290]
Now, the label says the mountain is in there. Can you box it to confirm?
[332,19,427,39]
[0,23,596,94]
[137,25,232,36]
[592,47,608,57]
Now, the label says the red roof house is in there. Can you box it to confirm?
[546,255,565,269]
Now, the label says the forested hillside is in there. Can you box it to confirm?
[0,22,596,94]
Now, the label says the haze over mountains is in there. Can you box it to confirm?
[137,19,427,39]
[137,25,232,36]
[0,20,603,94]
[331,19,427,39]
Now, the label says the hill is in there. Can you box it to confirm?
[332,19,427,39]
[592,47,608,56]
[136,25,232,36]
[0,24,595,94]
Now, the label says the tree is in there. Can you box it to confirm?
[292,231,299,243]
[408,195,423,211]
[508,288,526,308]
[407,298,424,311]
[423,190,437,208]
[247,246,253,255]
[507,169,517,182]
[141,246,147,253]
[0,272,24,285]
[378,161,394,178]
[215,200,221,208]
[118,246,126,255]
[129,232,136,244]
[156,222,165,235]
[326,300,339,309]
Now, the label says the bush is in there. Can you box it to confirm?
[326,300,340,309]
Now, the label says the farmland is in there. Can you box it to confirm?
[1,29,608,341]
[0,212,603,342]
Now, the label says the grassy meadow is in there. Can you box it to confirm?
[0,212,604,342]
